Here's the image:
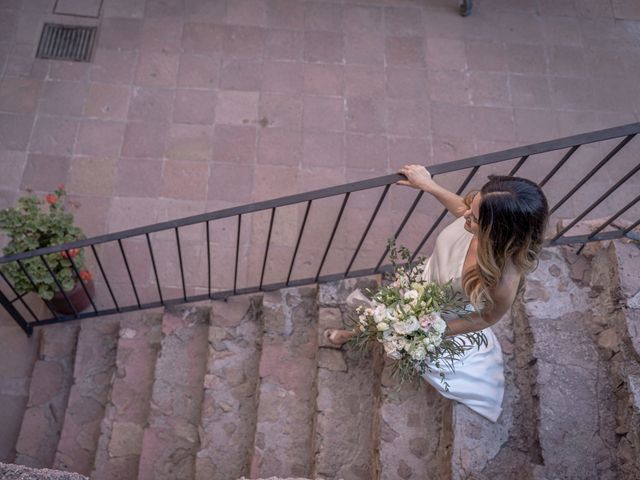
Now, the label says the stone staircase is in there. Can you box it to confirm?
[1,238,640,480]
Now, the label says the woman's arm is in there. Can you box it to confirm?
[444,271,521,336]
[397,165,468,217]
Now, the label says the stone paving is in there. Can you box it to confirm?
[1,0,639,236]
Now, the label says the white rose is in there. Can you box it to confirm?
[393,316,420,335]
[403,290,419,302]
[373,304,386,323]
[410,344,427,361]
[385,307,398,321]
[396,337,409,350]
[383,340,397,356]
[420,312,445,332]
[410,282,425,295]
[377,322,390,331]
[433,317,447,335]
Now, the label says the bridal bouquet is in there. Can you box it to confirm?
[347,242,488,388]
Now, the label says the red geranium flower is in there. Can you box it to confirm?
[79,270,92,282]
[61,248,79,259]
[45,194,58,205]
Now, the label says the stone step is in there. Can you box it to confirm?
[378,360,450,480]
[91,312,163,480]
[524,247,618,480]
[14,324,79,469]
[0,462,89,479]
[313,278,382,480]
[250,287,318,479]
[591,241,640,478]
[0,311,39,463]
[137,305,210,480]
[195,295,263,480]
[52,317,120,475]
[448,307,537,480]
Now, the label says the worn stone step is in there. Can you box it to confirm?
[14,324,79,469]
[378,360,450,480]
[250,286,318,479]
[0,462,89,479]
[195,295,262,480]
[591,241,640,479]
[0,312,39,463]
[448,307,537,480]
[137,305,210,480]
[313,278,382,480]
[91,312,163,480]
[524,247,618,480]
[53,317,120,475]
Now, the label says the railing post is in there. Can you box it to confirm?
[0,289,33,336]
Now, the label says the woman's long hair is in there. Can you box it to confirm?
[462,175,549,312]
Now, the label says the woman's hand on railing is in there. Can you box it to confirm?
[398,164,469,217]
[397,164,435,191]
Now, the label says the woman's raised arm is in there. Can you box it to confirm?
[397,164,468,218]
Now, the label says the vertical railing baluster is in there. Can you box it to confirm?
[91,245,119,311]
[175,228,187,302]
[206,220,211,298]
[65,250,98,314]
[16,259,60,321]
[346,185,390,277]
[118,239,141,308]
[552,161,640,242]
[0,288,32,336]
[286,200,311,287]
[315,193,350,282]
[410,166,480,263]
[539,145,579,187]
[550,135,635,215]
[234,214,241,295]
[145,233,163,305]
[259,208,276,290]
[41,256,78,317]
[587,193,640,241]
[507,155,529,176]
[375,190,424,273]
[623,218,640,235]
[0,270,38,322]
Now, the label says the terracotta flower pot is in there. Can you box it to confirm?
[50,278,95,315]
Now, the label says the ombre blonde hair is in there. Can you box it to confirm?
[461,176,549,313]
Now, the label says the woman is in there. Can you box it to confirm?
[326,165,549,422]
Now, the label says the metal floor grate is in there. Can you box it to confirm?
[36,23,97,62]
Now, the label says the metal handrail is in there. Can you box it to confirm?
[2,123,637,264]
[1,122,639,336]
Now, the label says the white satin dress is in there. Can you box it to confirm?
[420,216,505,423]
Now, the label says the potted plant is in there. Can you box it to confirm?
[0,185,94,315]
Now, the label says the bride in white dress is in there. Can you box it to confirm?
[327,165,549,423]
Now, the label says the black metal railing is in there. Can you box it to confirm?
[1,123,639,336]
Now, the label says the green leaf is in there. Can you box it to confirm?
[38,285,54,300]
[61,278,75,292]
